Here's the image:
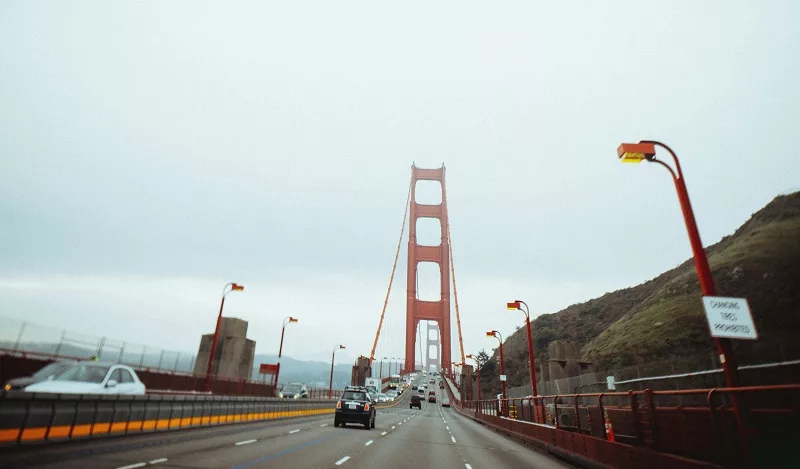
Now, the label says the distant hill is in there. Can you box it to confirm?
[250,354,356,389]
[489,192,800,391]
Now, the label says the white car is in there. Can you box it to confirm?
[385,390,399,400]
[24,362,146,395]
[377,393,391,402]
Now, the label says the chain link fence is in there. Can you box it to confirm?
[0,316,196,373]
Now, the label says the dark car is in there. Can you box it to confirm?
[411,385,418,391]
[439,381,445,389]
[442,398,451,407]
[335,386,376,429]
[428,390,437,403]
[4,360,76,391]
[410,394,422,409]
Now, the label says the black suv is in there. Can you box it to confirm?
[410,394,422,409]
[335,386,376,429]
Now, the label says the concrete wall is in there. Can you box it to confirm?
[193,317,256,381]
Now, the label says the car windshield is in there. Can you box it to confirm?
[32,363,70,379]
[284,384,303,393]
[342,391,367,401]
[54,364,111,383]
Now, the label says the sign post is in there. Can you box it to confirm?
[702,297,758,340]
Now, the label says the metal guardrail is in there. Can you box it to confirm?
[0,391,336,446]
[441,374,800,469]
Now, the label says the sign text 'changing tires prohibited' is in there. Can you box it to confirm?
[702,296,758,340]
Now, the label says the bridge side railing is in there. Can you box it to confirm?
[441,372,799,469]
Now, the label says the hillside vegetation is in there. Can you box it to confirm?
[488,192,800,391]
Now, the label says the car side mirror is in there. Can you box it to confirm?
[106,379,118,388]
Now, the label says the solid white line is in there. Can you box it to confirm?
[116,464,146,469]
[365,440,374,446]
[335,456,350,465]
[451,436,456,443]
[381,431,387,436]
[320,423,328,427]
[465,464,473,469]
[235,439,257,446]
[149,459,168,465]
[289,429,300,434]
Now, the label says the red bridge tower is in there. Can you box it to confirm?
[404,165,451,373]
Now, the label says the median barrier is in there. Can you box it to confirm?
[0,391,337,446]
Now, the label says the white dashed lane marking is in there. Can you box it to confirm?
[234,439,257,446]
[149,459,168,465]
[289,429,300,434]
[365,440,373,446]
[381,431,387,436]
[465,465,473,469]
[320,424,328,427]
[335,456,351,465]
[116,464,146,469]
[451,436,457,443]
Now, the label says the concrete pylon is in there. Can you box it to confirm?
[404,165,451,374]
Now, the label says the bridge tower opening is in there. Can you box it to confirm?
[405,165,451,373]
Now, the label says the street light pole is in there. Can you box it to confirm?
[487,330,506,413]
[329,345,345,399]
[278,317,298,359]
[508,301,538,398]
[616,141,741,387]
[205,282,244,392]
[466,354,482,402]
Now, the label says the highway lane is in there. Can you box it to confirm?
[0,376,575,469]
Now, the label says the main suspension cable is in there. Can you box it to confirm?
[447,206,466,365]
[369,177,412,363]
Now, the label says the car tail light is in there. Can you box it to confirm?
[364,403,370,411]
[336,401,341,409]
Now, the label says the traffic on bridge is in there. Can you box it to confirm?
[2,2,798,469]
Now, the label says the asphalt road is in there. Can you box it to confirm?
[0,377,574,469]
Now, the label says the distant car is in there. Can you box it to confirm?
[377,393,391,403]
[441,398,451,407]
[23,363,145,395]
[386,390,399,400]
[4,359,77,391]
[411,385,418,391]
[279,382,308,399]
[429,378,435,384]
[410,394,422,409]
[428,394,437,403]
[439,381,445,389]
[335,386,375,429]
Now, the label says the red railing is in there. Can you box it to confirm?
[441,373,799,468]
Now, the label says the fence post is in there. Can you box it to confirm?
[12,322,27,352]
[644,388,658,450]
[139,346,146,368]
[54,329,67,357]
[96,337,106,358]
[157,350,164,371]
[118,342,126,363]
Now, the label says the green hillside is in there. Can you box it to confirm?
[490,192,800,391]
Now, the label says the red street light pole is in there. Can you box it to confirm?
[507,301,538,398]
[616,141,741,388]
[466,353,481,402]
[487,330,506,414]
[204,282,244,392]
[278,317,298,359]
[329,345,345,399]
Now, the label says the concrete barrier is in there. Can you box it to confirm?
[0,390,335,446]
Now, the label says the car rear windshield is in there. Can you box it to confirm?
[342,391,367,401]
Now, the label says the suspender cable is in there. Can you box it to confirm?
[369,178,412,364]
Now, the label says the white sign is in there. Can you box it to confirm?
[499,374,507,382]
[702,296,758,340]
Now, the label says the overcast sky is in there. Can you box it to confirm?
[2,1,798,367]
